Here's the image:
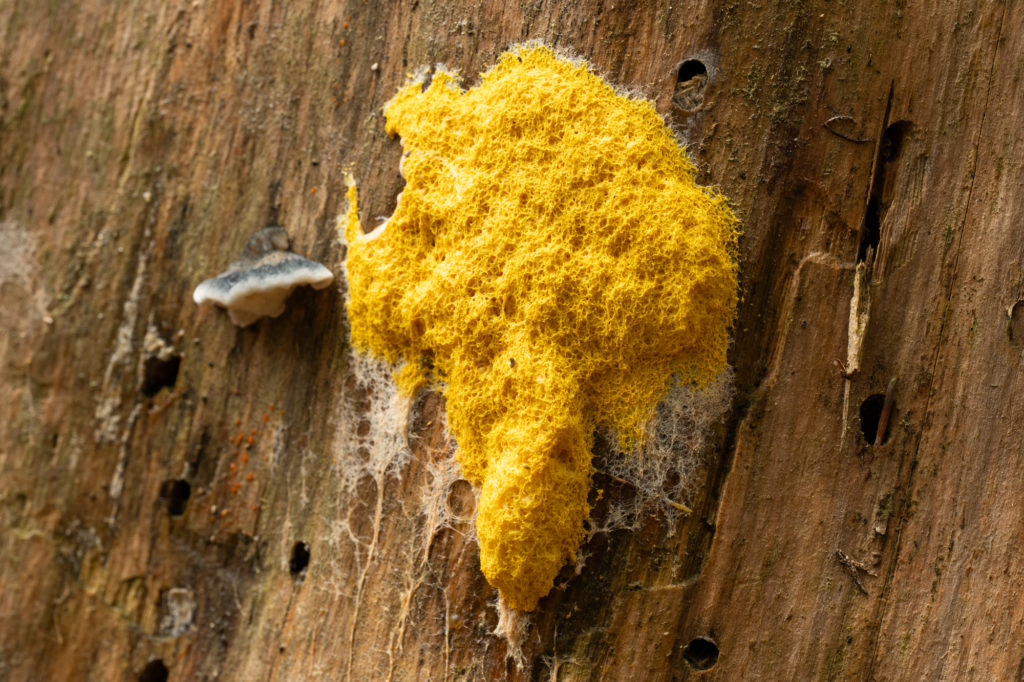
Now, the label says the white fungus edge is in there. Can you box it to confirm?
[193,260,334,327]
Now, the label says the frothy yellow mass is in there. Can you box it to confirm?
[344,45,739,611]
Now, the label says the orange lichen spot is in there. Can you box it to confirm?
[220,509,230,518]
[263,414,269,423]
[344,45,739,611]
[247,473,255,482]
[234,418,241,426]
[269,404,275,411]
[339,39,346,47]
[241,452,249,464]
[248,435,255,445]
[229,462,237,472]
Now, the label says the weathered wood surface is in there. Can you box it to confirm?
[2,1,1022,680]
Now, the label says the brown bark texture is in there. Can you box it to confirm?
[2,1,1022,680]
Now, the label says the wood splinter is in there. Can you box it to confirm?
[834,358,858,379]
[875,376,898,445]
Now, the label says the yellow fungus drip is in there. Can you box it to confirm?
[344,45,739,611]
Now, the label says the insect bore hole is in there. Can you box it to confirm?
[138,659,169,682]
[159,479,191,517]
[673,59,709,111]
[859,394,886,445]
[289,541,311,577]
[682,636,719,671]
[141,353,181,397]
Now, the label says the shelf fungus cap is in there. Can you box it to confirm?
[193,226,334,327]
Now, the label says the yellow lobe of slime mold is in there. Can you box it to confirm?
[344,44,739,611]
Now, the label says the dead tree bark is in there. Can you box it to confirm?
[2,1,1022,680]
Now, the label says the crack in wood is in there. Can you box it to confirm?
[863,3,1011,678]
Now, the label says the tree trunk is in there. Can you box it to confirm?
[2,1,1021,680]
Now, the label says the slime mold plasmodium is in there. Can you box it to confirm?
[344,45,739,611]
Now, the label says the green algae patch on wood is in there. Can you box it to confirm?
[343,44,739,611]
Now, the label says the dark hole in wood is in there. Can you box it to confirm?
[858,120,913,262]
[683,636,719,671]
[858,196,882,262]
[289,541,311,576]
[138,659,169,682]
[860,393,886,445]
[678,59,707,82]
[141,354,181,397]
[880,120,913,164]
[160,479,191,517]
[673,59,709,111]
[1008,300,1024,342]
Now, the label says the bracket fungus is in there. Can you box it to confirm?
[193,226,334,327]
[344,45,739,611]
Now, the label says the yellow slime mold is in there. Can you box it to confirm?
[344,45,739,611]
